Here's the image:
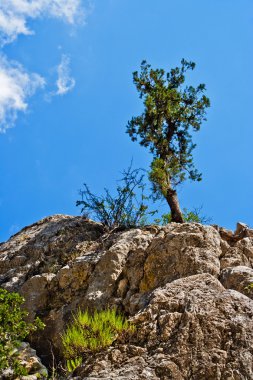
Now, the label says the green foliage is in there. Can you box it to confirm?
[76,164,156,229]
[126,59,210,221]
[66,357,83,373]
[244,283,253,293]
[62,308,135,372]
[0,288,45,377]
[154,207,211,225]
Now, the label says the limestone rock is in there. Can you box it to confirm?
[20,273,56,321]
[235,222,248,236]
[139,223,221,292]
[220,237,253,269]
[0,214,104,291]
[1,342,48,380]
[1,215,253,379]
[83,228,154,308]
[220,265,253,299]
[75,274,253,379]
[233,222,253,240]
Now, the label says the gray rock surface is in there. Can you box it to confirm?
[0,214,104,291]
[1,215,253,379]
[220,237,253,269]
[77,274,253,379]
[220,265,253,299]
[1,342,48,380]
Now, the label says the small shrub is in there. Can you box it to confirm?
[76,164,156,229]
[0,288,45,377]
[244,283,253,293]
[62,308,135,372]
[154,207,211,225]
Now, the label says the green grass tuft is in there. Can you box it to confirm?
[62,308,135,372]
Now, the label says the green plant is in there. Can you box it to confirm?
[66,357,83,373]
[62,308,135,373]
[154,207,211,225]
[77,164,156,229]
[126,59,210,223]
[0,288,45,377]
[244,283,253,293]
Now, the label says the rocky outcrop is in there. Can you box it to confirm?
[1,215,253,379]
[220,265,253,299]
[1,342,48,380]
[79,274,253,379]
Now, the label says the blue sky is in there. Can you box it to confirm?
[0,0,253,241]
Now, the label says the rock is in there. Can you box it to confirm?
[20,273,56,321]
[83,228,154,309]
[0,214,104,291]
[220,237,253,269]
[17,342,48,379]
[0,342,48,380]
[233,222,253,239]
[214,226,234,244]
[139,223,221,292]
[75,274,253,379]
[220,265,253,299]
[235,222,248,236]
[1,215,253,379]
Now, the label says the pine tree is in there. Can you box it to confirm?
[126,59,210,222]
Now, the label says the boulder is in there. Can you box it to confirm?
[220,237,253,269]
[220,265,253,299]
[1,342,48,380]
[75,274,253,379]
[1,215,253,379]
[139,223,221,293]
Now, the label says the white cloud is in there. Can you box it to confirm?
[0,1,89,130]
[0,55,45,132]
[55,54,75,96]
[0,0,85,44]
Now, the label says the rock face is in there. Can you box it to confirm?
[1,215,253,379]
[1,342,48,380]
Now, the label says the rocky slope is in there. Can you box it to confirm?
[1,215,253,379]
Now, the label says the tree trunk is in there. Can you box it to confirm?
[166,188,184,223]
